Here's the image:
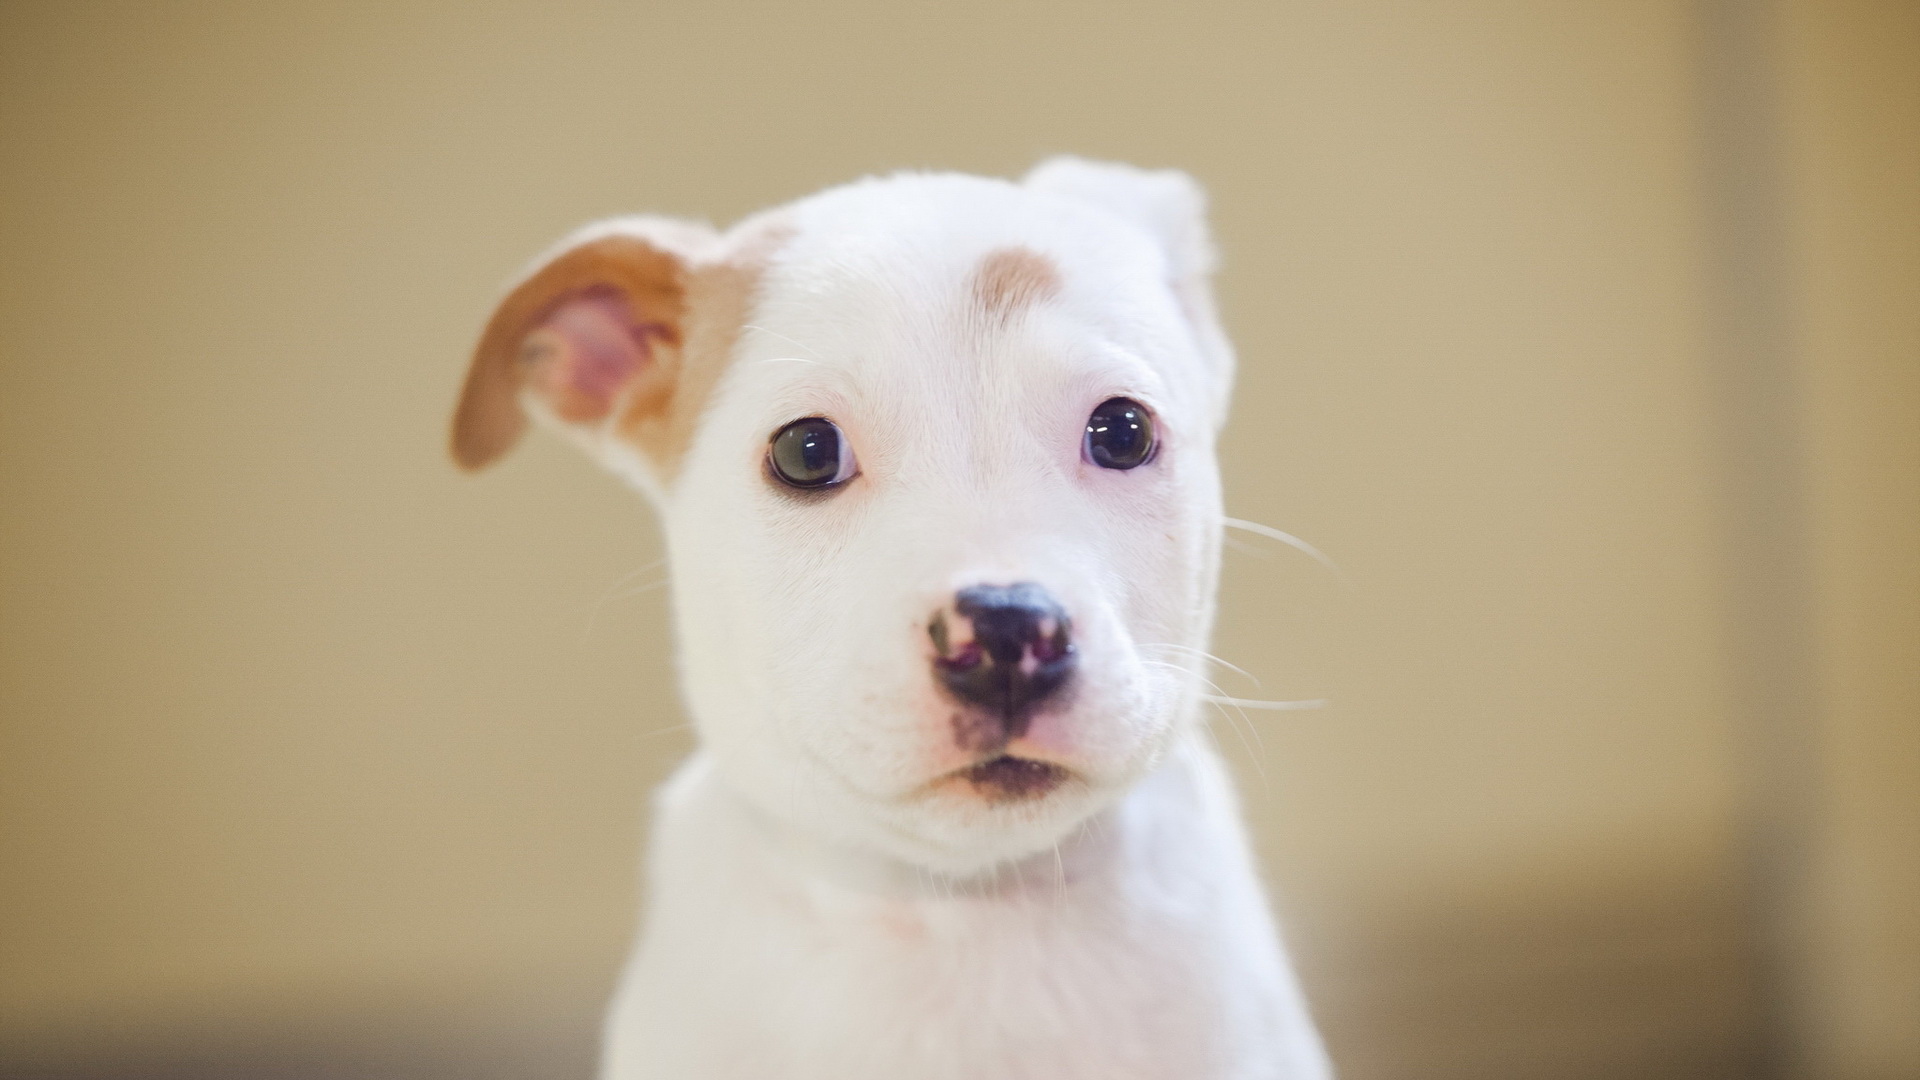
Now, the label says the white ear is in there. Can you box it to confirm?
[1024,157,1235,429]
[1025,157,1214,280]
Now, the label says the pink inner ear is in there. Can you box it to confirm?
[521,287,666,423]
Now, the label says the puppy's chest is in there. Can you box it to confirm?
[613,752,1297,1077]
[708,882,1227,1078]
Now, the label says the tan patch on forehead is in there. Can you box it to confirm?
[618,220,794,479]
[970,246,1061,319]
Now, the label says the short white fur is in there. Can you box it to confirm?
[460,159,1331,1079]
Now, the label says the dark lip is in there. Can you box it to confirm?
[958,755,1070,803]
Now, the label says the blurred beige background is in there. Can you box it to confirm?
[1,2,1913,1078]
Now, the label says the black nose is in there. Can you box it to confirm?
[930,583,1076,737]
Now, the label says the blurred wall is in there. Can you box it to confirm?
[1774,4,1919,1076]
[0,2,1911,1079]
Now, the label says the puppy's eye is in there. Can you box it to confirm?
[769,417,857,489]
[1083,398,1156,470]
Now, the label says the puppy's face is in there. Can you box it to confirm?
[453,162,1235,875]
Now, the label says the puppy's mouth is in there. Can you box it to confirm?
[957,755,1069,803]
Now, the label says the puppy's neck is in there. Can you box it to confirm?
[703,744,1207,905]
[724,788,1119,903]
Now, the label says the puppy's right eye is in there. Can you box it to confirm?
[768,417,857,489]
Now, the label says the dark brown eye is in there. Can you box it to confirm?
[769,417,856,489]
[1084,398,1155,470]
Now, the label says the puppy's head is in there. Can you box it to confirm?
[454,160,1234,875]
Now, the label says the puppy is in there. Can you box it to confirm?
[450,159,1330,1079]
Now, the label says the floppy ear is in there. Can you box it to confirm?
[1024,157,1235,428]
[450,216,721,478]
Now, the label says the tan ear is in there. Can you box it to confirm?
[450,217,719,472]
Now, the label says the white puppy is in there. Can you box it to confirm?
[451,159,1331,1079]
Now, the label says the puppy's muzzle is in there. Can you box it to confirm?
[929,583,1075,739]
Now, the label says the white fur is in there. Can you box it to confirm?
[486,160,1330,1077]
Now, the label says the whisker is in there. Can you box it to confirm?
[577,559,669,640]
[1139,642,1260,688]
[1206,696,1268,788]
[1142,657,1328,718]
[578,559,666,608]
[1222,516,1346,580]
[1191,671,1269,764]
[742,323,824,360]
[579,581,670,641]
[1140,658,1268,783]
[1202,695,1330,712]
[604,580,669,601]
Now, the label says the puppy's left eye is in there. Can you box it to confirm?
[1084,397,1156,470]
[769,417,857,489]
